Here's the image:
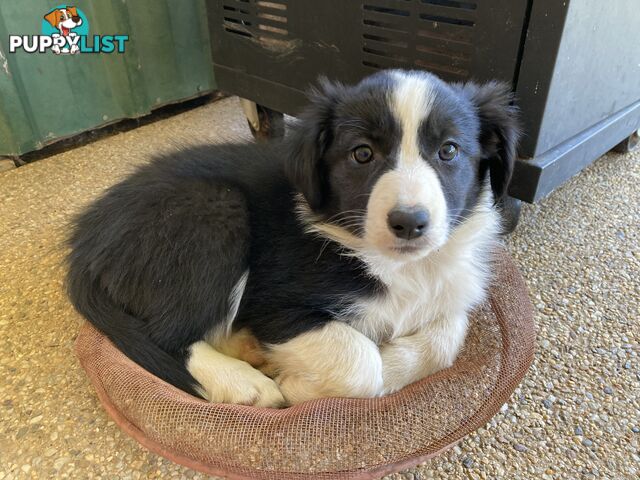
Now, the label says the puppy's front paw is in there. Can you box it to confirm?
[267,322,384,404]
[206,363,285,408]
[275,367,383,405]
[274,373,314,405]
[380,326,465,394]
[188,341,286,408]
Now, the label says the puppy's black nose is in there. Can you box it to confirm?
[72,16,81,23]
[387,208,430,240]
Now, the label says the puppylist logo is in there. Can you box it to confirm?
[9,5,128,55]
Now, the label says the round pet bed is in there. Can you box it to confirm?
[75,249,535,480]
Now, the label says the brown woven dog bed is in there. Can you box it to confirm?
[75,249,534,480]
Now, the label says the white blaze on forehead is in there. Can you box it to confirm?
[390,71,436,165]
[361,71,449,260]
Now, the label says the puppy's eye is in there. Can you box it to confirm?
[352,145,374,164]
[438,142,458,161]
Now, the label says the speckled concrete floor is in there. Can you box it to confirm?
[1,97,638,480]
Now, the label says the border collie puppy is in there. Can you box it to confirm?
[67,70,519,407]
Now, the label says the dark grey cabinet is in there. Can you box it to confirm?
[207,0,640,202]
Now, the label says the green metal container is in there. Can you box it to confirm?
[0,0,215,156]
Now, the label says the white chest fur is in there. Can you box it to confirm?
[345,201,501,345]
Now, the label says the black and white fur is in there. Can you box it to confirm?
[67,70,519,407]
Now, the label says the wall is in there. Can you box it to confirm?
[0,0,215,156]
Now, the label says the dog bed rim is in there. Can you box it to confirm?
[77,310,534,479]
[94,373,463,480]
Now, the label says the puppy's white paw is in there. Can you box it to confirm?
[380,324,465,394]
[187,341,285,408]
[274,367,383,405]
[268,322,384,404]
[274,373,324,405]
[205,362,285,408]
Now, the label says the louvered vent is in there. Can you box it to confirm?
[362,0,476,80]
[222,0,289,40]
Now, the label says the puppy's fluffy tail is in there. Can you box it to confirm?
[67,271,204,399]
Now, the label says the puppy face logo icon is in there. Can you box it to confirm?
[42,5,87,55]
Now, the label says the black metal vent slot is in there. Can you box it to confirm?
[222,0,254,37]
[420,0,477,9]
[362,0,475,80]
[363,5,410,17]
[362,33,409,48]
[222,1,289,39]
[419,13,474,26]
[363,18,408,33]
[223,5,250,14]
[418,0,477,32]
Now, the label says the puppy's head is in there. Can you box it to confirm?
[287,70,519,261]
[44,7,82,30]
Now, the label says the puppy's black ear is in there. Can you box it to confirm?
[286,79,343,211]
[462,81,521,200]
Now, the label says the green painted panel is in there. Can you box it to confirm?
[0,0,215,156]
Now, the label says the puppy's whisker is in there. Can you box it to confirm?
[353,192,373,201]
[330,220,365,231]
[315,238,332,263]
[448,213,475,225]
[331,218,365,227]
[323,210,367,224]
